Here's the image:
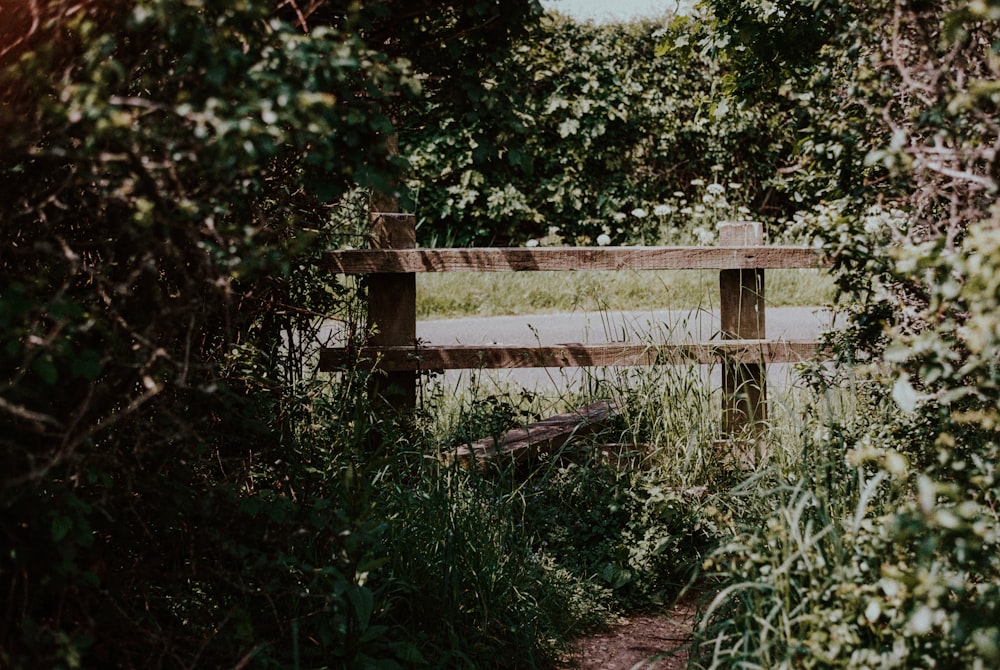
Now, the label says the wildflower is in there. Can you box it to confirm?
[738,206,751,215]
[654,204,672,216]
[694,226,715,245]
[596,233,611,246]
[690,178,705,187]
[707,183,725,195]
[907,606,936,635]
[694,205,706,213]
[702,194,715,204]
[525,239,539,247]
[728,182,742,190]
[612,212,627,222]
[680,207,693,215]
[672,191,686,198]
[631,207,647,218]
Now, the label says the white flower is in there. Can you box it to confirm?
[694,226,715,245]
[728,182,742,190]
[525,239,539,247]
[631,208,647,218]
[680,207,693,215]
[654,204,672,216]
[690,178,705,187]
[738,206,752,215]
[694,205,706,213]
[612,212,627,222]
[907,606,935,635]
[672,191,686,198]
[702,194,715,204]
[880,578,903,599]
[707,183,725,195]
[596,233,612,246]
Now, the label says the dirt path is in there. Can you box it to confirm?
[557,595,699,670]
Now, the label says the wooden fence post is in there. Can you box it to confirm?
[718,221,767,442]
[366,212,417,413]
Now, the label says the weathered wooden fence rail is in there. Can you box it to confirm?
[320,215,832,446]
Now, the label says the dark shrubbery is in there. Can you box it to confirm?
[13,0,1000,666]
[0,0,555,666]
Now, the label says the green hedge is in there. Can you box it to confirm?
[402,12,816,247]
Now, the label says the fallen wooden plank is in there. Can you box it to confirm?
[322,246,831,274]
[445,400,622,468]
[319,340,825,372]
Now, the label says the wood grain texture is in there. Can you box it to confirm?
[366,213,416,411]
[444,400,622,468]
[369,213,416,249]
[719,221,766,437]
[323,246,830,274]
[319,340,825,371]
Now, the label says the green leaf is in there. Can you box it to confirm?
[390,641,428,664]
[33,355,58,385]
[71,350,103,381]
[51,515,73,543]
[346,584,374,631]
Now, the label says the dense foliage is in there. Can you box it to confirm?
[0,0,566,666]
[694,0,1000,667]
[7,0,1000,666]
[403,12,803,246]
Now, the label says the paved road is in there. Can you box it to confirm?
[417,306,832,346]
[410,306,837,394]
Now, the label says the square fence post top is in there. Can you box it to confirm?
[718,221,763,247]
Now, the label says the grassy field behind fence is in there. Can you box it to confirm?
[416,268,834,319]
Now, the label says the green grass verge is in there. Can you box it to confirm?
[416,268,835,319]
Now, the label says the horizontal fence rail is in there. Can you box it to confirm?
[323,246,827,274]
[321,340,824,371]
[321,216,834,440]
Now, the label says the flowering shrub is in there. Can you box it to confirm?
[520,177,756,247]
[404,12,795,246]
[623,177,755,246]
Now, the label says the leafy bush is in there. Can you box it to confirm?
[0,0,542,666]
[525,461,713,610]
[403,12,798,247]
[694,1,1000,667]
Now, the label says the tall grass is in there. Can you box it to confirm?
[319,227,862,667]
[300,340,868,667]
[686,374,924,669]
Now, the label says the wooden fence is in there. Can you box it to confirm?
[320,214,832,442]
